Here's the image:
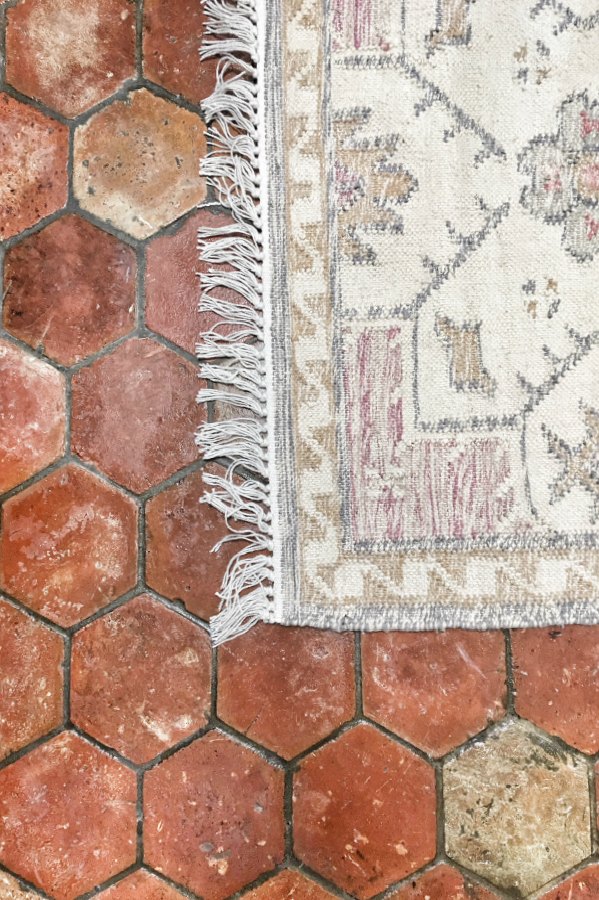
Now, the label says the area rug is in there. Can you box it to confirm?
[197,0,599,643]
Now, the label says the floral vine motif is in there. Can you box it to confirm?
[519,92,599,261]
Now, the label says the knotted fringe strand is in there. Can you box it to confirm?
[196,0,274,644]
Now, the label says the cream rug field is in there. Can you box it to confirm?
[197,0,599,643]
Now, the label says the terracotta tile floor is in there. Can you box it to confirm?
[1,2,599,898]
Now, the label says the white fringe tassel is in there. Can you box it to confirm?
[196,0,273,645]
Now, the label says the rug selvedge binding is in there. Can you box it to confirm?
[196,0,274,645]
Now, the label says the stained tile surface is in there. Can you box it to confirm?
[0,340,66,493]
[1,465,137,626]
[5,0,135,117]
[1,3,599,899]
[293,723,436,898]
[73,88,206,238]
[4,215,136,364]
[71,337,200,492]
[144,731,285,898]
[71,594,211,762]
[0,95,68,239]
[444,720,591,896]
[362,631,506,755]
[218,623,355,759]
[0,732,136,899]
[0,599,63,759]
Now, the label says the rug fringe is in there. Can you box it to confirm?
[196,0,273,645]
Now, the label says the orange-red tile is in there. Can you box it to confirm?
[245,871,336,898]
[71,337,200,493]
[144,731,285,898]
[5,0,135,118]
[0,598,63,759]
[1,465,137,626]
[218,623,355,759]
[0,340,66,494]
[145,469,232,620]
[512,625,599,753]
[362,630,506,756]
[71,594,211,763]
[389,865,500,899]
[4,216,136,365]
[0,95,68,240]
[73,89,207,239]
[293,723,436,899]
[540,865,599,898]
[146,209,236,355]
[96,870,187,898]
[0,732,136,900]
[143,0,217,105]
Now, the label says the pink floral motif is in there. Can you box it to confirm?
[520,92,599,261]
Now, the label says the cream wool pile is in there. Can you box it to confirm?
[196,0,599,643]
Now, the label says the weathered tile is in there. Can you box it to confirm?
[0,340,66,493]
[145,469,231,620]
[0,598,63,759]
[245,870,336,898]
[512,625,599,753]
[143,0,217,104]
[0,871,40,899]
[1,465,137,627]
[4,216,136,365]
[73,89,206,239]
[293,723,436,899]
[71,337,200,493]
[389,865,500,899]
[144,731,285,899]
[540,865,599,899]
[146,209,236,355]
[218,623,355,759]
[71,594,211,763]
[96,870,187,898]
[0,732,136,900]
[362,631,506,756]
[0,95,68,240]
[5,0,135,118]
[444,720,591,896]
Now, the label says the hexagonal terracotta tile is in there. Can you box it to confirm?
[362,631,506,756]
[539,865,599,899]
[0,871,39,899]
[218,623,355,759]
[0,598,64,759]
[444,720,591,896]
[145,469,232,621]
[71,337,200,493]
[4,215,136,365]
[0,340,66,494]
[96,870,187,899]
[0,464,138,626]
[146,209,236,355]
[5,0,135,118]
[143,0,217,105]
[293,723,436,899]
[71,594,211,763]
[245,870,336,898]
[389,865,500,899]
[0,731,137,900]
[0,95,68,239]
[512,625,599,753]
[73,88,207,239]
[144,731,285,898]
